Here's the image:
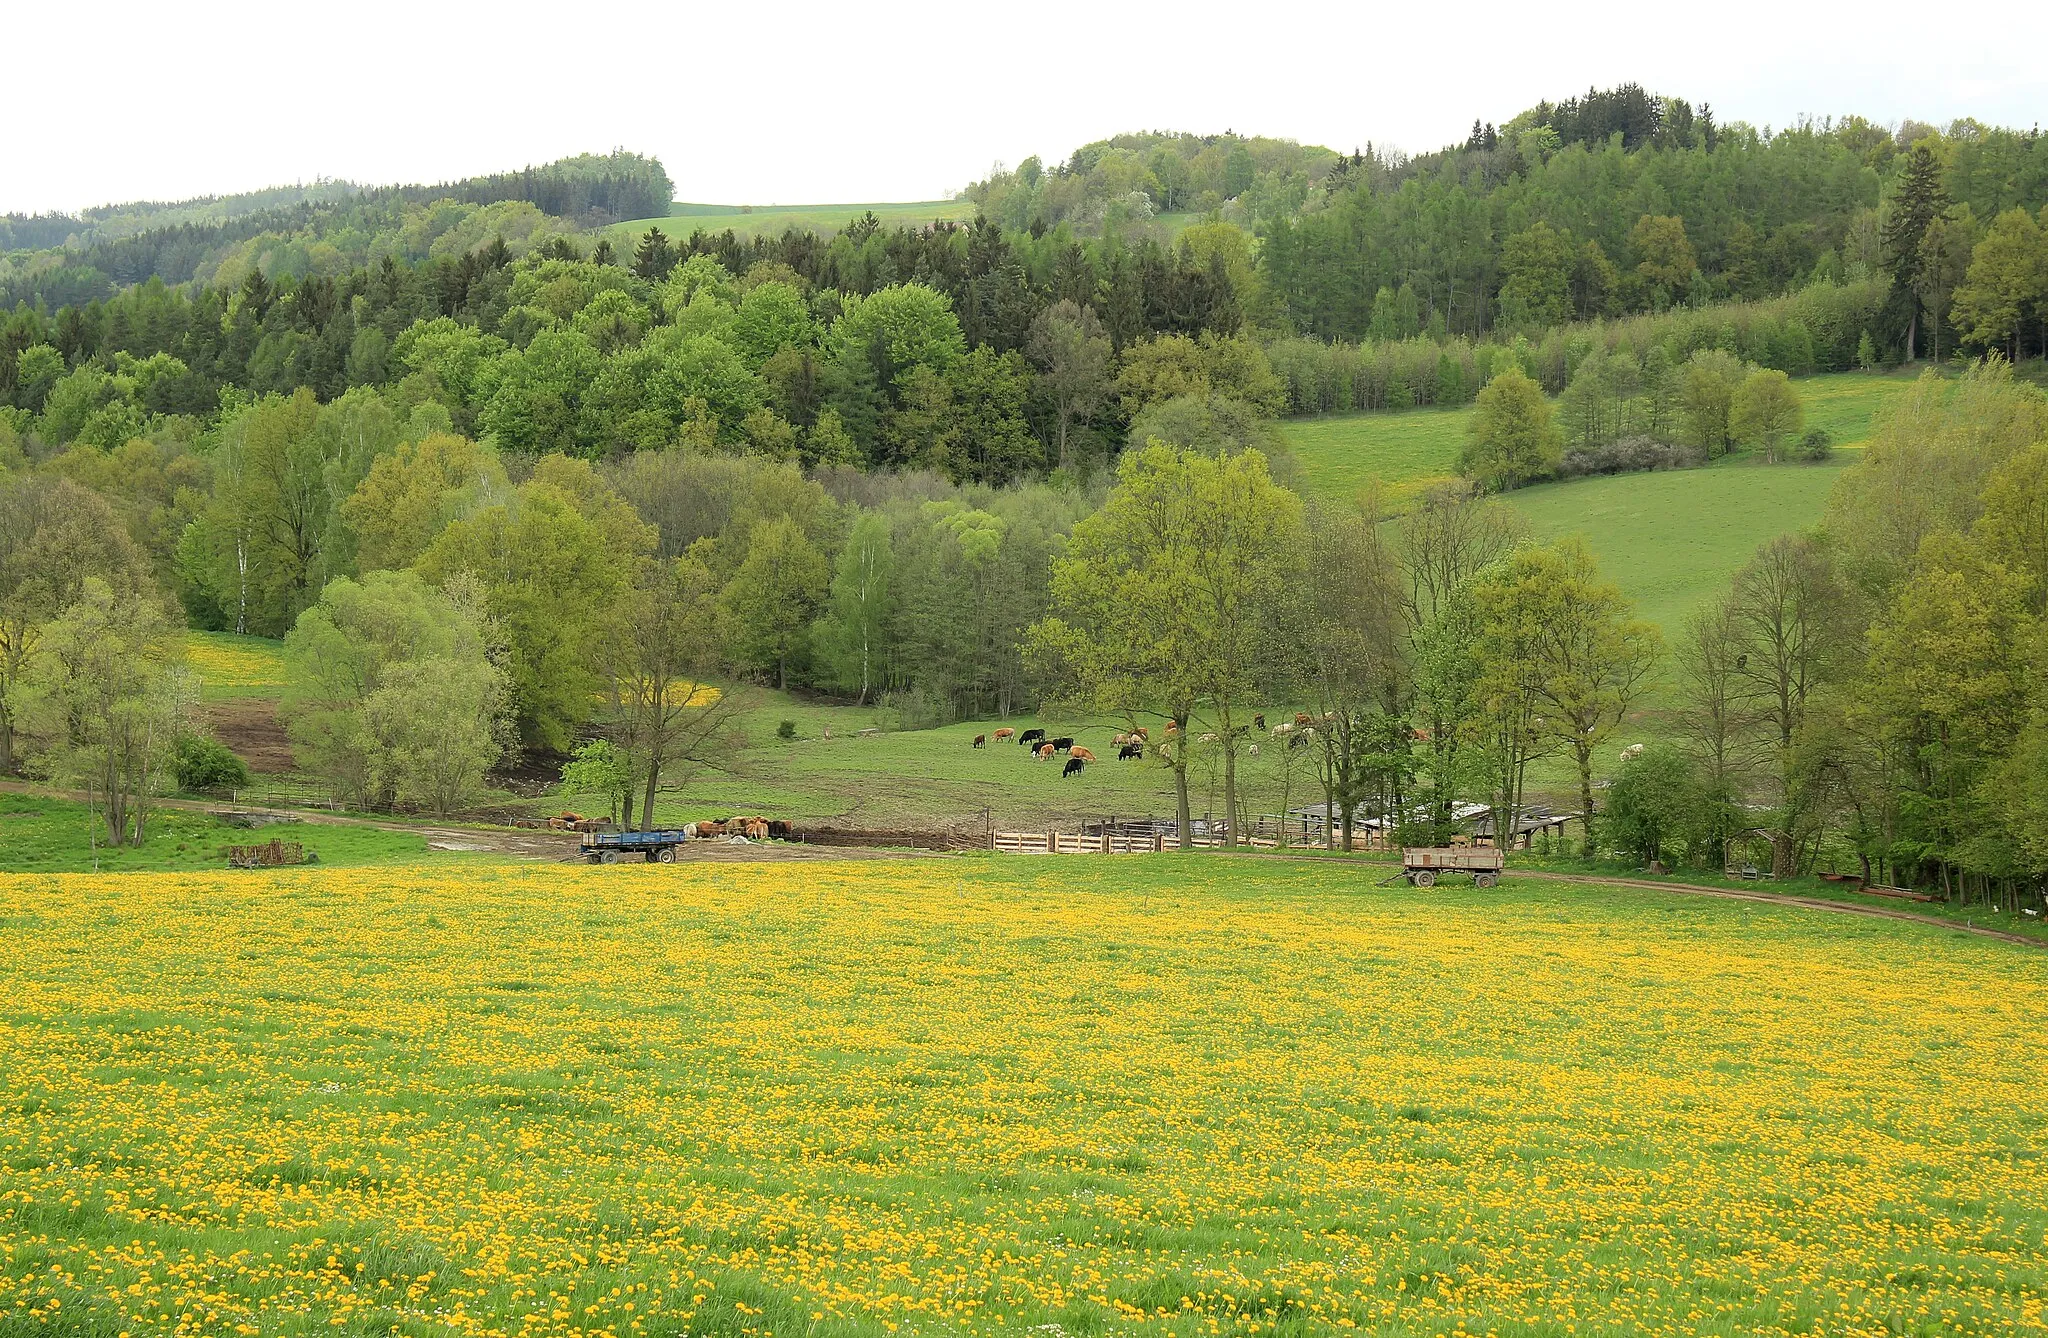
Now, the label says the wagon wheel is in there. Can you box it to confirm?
[585,853,602,865]
[657,846,677,864]
[1474,872,1498,889]
[644,850,661,862]
[1412,869,1436,888]
[600,849,620,864]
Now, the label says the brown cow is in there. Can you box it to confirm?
[1037,742,1056,760]
[1130,725,1148,740]
[993,727,1016,742]
[972,733,986,748]
[1295,711,1312,726]
[1069,746,1096,763]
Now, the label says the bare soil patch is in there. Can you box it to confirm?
[203,700,296,774]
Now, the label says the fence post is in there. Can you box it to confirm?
[1047,830,1056,854]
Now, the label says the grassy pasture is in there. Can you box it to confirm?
[0,791,428,872]
[1507,456,1851,641]
[1,857,2042,1336]
[185,630,287,702]
[1278,369,1915,505]
[604,199,978,246]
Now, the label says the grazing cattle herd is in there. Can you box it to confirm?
[976,715,1333,780]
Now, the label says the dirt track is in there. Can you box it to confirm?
[6,781,2037,945]
[0,781,923,863]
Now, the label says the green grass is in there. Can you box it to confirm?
[627,695,1251,831]
[2,857,2042,1336]
[605,199,978,246]
[1279,369,1917,505]
[1796,365,1922,446]
[0,791,428,872]
[1506,454,1851,640]
[1279,401,1469,502]
[185,629,288,701]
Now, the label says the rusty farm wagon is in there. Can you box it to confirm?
[1395,846,1505,888]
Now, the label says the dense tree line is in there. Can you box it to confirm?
[965,132,1339,232]
[0,153,672,309]
[1262,105,2048,357]
[0,215,1264,492]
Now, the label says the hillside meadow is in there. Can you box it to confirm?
[1,857,2043,1336]
[1277,369,1916,643]
[1278,368,1915,504]
[604,200,978,246]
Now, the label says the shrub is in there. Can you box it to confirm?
[1603,745,1701,866]
[1557,436,1703,478]
[173,736,250,792]
[777,719,797,740]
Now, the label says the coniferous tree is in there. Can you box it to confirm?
[633,227,676,282]
[1881,142,1949,359]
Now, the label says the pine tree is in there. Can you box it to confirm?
[632,227,675,282]
[1880,142,1949,359]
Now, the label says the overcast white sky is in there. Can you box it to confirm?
[6,0,2044,215]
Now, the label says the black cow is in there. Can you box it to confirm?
[1018,728,1046,748]
[1253,713,1266,730]
[1117,742,1142,760]
[1050,736,1075,753]
[1062,757,1085,778]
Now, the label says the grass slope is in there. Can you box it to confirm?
[606,199,977,246]
[640,696,1270,831]
[2,858,2041,1335]
[1507,456,1851,639]
[1279,368,1916,502]
[185,630,287,702]
[0,791,427,872]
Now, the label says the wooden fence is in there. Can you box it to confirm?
[992,830,1170,854]
[989,824,1383,855]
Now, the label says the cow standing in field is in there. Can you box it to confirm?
[1069,746,1096,763]
[1117,742,1142,760]
[1062,757,1085,778]
[1018,728,1046,748]
[1254,713,1266,730]
[972,734,986,748]
[1037,743,1056,760]
[993,727,1015,742]
[1050,736,1075,753]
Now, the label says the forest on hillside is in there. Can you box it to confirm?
[3,87,2048,901]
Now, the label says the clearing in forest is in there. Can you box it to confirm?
[1,858,2042,1336]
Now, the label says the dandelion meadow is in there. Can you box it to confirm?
[1,858,2044,1337]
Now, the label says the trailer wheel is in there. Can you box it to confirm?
[600,849,620,865]
[657,846,677,864]
[585,853,602,865]
[1412,869,1436,888]
[1474,872,1498,889]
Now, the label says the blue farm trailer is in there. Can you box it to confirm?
[581,829,692,864]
